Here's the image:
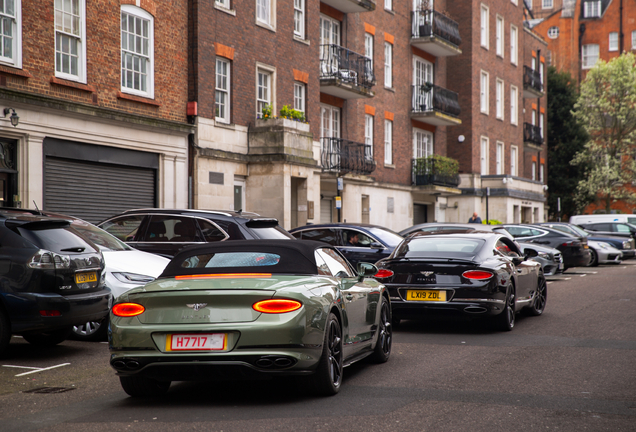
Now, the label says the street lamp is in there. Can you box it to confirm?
[3,108,19,127]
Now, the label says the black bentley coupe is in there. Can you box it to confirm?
[374,231,546,331]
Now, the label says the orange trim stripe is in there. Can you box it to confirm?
[364,23,376,35]
[384,32,394,44]
[175,273,272,280]
[365,105,375,116]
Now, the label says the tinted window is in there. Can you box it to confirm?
[18,227,98,254]
[342,230,374,247]
[628,218,636,224]
[198,219,228,242]
[505,226,537,237]
[181,252,280,268]
[615,224,632,233]
[588,223,610,231]
[295,228,337,245]
[250,225,295,240]
[367,227,404,247]
[394,238,484,258]
[316,248,353,277]
[100,215,144,241]
[143,216,202,242]
[71,221,131,251]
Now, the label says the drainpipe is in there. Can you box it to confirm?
[619,0,624,53]
[578,24,586,85]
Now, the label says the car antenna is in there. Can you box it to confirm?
[33,201,43,215]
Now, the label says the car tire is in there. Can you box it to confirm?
[72,317,108,342]
[368,297,392,364]
[0,308,11,357]
[22,327,72,346]
[587,249,598,267]
[119,375,171,398]
[528,277,547,316]
[494,285,515,332]
[308,312,343,396]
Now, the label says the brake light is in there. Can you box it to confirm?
[562,241,580,247]
[112,303,145,317]
[374,269,394,278]
[175,273,272,280]
[28,249,71,269]
[39,310,61,317]
[462,270,494,280]
[253,299,302,314]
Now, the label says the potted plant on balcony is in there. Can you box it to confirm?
[418,0,433,37]
[413,154,459,186]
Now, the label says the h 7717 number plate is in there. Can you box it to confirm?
[166,333,226,351]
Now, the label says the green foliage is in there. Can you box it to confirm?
[413,154,459,177]
[279,105,306,122]
[260,103,273,119]
[571,53,636,213]
[546,66,591,218]
[483,219,502,225]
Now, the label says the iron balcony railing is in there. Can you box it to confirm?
[411,9,461,47]
[319,44,375,90]
[411,158,460,188]
[523,66,543,94]
[321,137,376,175]
[524,122,543,145]
[412,84,461,117]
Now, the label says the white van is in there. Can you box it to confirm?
[569,214,636,225]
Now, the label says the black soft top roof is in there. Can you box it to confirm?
[160,239,333,278]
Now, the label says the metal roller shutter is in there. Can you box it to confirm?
[44,157,156,224]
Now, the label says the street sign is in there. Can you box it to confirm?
[335,196,342,209]
[337,177,343,191]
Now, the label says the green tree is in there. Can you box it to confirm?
[546,66,590,220]
[571,53,636,213]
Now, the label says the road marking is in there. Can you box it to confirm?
[547,282,553,285]
[580,274,587,277]
[2,363,70,377]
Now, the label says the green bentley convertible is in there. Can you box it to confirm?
[109,239,392,397]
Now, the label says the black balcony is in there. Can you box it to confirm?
[411,84,461,126]
[412,157,460,188]
[524,123,543,145]
[411,10,462,57]
[320,44,375,99]
[321,137,376,175]
[320,0,375,13]
[523,66,543,97]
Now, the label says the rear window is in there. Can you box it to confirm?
[250,226,295,240]
[71,221,131,251]
[394,238,484,258]
[18,227,99,254]
[181,252,281,268]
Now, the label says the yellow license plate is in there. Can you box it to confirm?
[407,290,446,302]
[75,272,97,284]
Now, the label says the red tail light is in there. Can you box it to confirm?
[112,303,145,317]
[39,310,61,317]
[253,299,302,314]
[462,270,494,280]
[374,269,395,278]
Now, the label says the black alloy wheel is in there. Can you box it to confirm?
[587,248,598,267]
[369,297,392,363]
[0,308,11,357]
[22,327,72,346]
[119,375,171,397]
[495,285,515,331]
[528,277,547,316]
[309,312,343,396]
[72,317,108,342]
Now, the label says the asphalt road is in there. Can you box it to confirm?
[1,262,635,432]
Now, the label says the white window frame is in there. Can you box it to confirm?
[532,109,536,126]
[215,57,231,123]
[0,0,22,68]
[496,15,504,58]
[496,141,504,175]
[256,63,276,117]
[121,5,154,98]
[540,163,544,183]
[532,161,537,181]
[632,30,636,50]
[365,114,374,158]
[480,71,489,114]
[55,0,86,83]
[548,26,559,39]
[582,44,599,69]
[510,145,518,176]
[384,42,392,88]
[510,85,518,125]
[511,0,518,5]
[216,0,231,9]
[256,0,276,29]
[384,119,392,165]
[527,0,532,9]
[583,1,601,18]
[294,0,304,39]
[542,0,553,9]
[510,24,518,65]
[320,104,340,139]
[385,0,392,11]
[496,78,504,120]
[294,82,305,113]
[365,33,373,68]
[413,128,434,159]
[480,137,489,175]
[609,32,618,52]
[480,4,489,49]
[540,112,544,138]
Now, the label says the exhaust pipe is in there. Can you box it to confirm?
[464,306,487,314]
[255,356,296,369]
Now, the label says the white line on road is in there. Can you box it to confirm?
[2,363,70,377]
[580,274,587,277]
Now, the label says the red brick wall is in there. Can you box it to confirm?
[7,0,188,122]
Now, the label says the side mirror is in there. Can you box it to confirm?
[524,248,538,259]
[357,262,378,281]
[369,242,385,250]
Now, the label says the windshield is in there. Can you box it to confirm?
[367,227,404,247]
[71,221,132,251]
[568,225,589,237]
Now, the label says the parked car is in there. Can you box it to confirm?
[289,223,404,267]
[399,223,564,276]
[501,224,591,270]
[109,240,391,397]
[374,232,545,331]
[577,221,636,241]
[0,210,111,356]
[98,209,294,257]
[569,214,636,225]
[538,222,632,264]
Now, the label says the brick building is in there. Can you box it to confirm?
[0,0,191,223]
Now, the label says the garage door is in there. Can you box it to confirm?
[44,157,156,224]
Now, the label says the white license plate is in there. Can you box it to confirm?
[166,333,226,351]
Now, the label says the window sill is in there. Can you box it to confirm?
[293,35,310,46]
[214,119,237,130]
[255,20,276,33]
[214,3,236,16]
[0,64,32,78]
[117,91,161,106]
[384,86,395,92]
[384,163,395,169]
[384,8,395,15]
[50,76,95,92]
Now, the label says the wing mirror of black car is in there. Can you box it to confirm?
[357,262,378,281]
[369,242,385,250]
[523,248,538,259]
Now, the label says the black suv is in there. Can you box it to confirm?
[97,209,294,257]
[0,210,111,356]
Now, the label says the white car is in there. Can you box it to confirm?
[587,240,623,266]
[68,219,169,341]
